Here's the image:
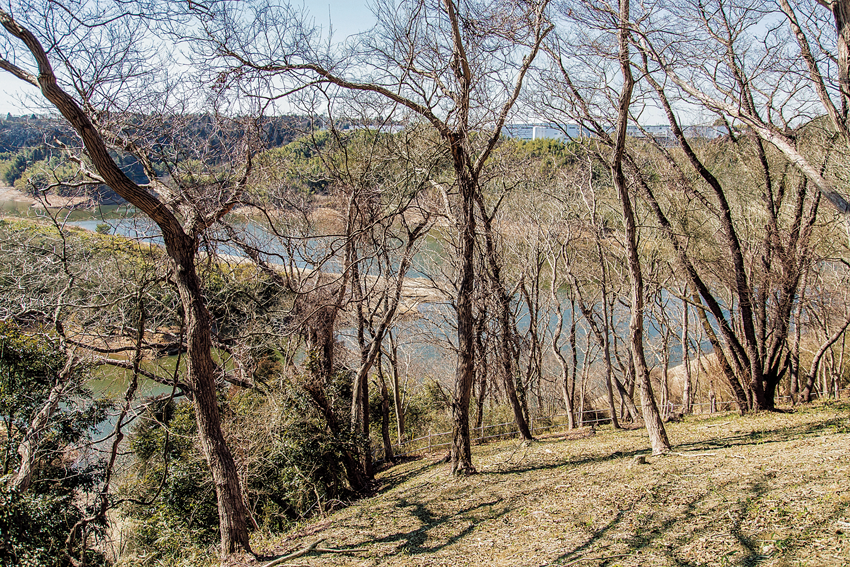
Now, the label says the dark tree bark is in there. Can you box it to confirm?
[387,331,406,444]
[451,158,478,474]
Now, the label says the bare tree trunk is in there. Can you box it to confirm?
[612,375,641,422]
[388,333,405,444]
[836,337,846,398]
[833,0,850,123]
[559,363,574,429]
[691,293,749,412]
[350,247,374,480]
[802,311,850,402]
[10,354,76,492]
[601,314,621,429]
[475,372,487,433]
[173,245,253,555]
[550,262,576,429]
[693,336,703,413]
[581,177,622,430]
[451,165,477,475]
[350,220,426,475]
[660,329,671,420]
[473,315,488,433]
[376,355,395,464]
[612,0,670,454]
[578,341,587,427]
[476,194,533,441]
[567,298,579,428]
[681,293,693,414]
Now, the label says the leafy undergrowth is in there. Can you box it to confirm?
[237,401,850,567]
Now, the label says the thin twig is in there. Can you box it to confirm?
[314,546,365,554]
[261,539,325,567]
[562,553,630,566]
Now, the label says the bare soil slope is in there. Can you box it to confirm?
[245,402,850,567]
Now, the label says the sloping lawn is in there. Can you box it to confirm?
[244,401,850,567]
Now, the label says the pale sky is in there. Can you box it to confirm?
[0,0,378,115]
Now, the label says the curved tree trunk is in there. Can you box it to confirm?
[801,311,850,402]
[169,242,254,556]
[551,293,576,430]
[0,14,254,554]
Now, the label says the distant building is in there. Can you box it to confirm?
[681,124,725,140]
[504,122,726,143]
[504,122,589,141]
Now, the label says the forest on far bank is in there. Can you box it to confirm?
[2,0,850,565]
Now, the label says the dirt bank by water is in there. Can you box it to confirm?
[0,184,104,209]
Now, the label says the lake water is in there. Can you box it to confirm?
[1,193,709,385]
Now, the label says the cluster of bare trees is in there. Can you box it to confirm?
[3,0,850,561]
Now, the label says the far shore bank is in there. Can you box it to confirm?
[0,183,101,209]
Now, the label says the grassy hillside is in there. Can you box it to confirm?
[233,402,850,567]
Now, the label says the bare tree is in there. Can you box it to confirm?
[680,285,693,414]
[204,0,552,473]
[638,0,850,234]
[0,3,258,555]
[608,0,670,453]
[538,0,670,452]
[630,41,824,410]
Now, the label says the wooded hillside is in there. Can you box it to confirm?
[1,0,849,565]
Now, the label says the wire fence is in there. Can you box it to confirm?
[385,387,850,459]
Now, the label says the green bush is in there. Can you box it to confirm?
[0,485,105,567]
[0,321,109,567]
[121,364,364,560]
[3,152,27,186]
[121,400,220,558]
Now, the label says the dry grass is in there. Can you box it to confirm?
[239,401,850,567]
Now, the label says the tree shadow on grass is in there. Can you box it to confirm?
[546,451,850,567]
[376,457,436,493]
[674,416,848,453]
[363,496,509,558]
[347,409,850,565]
[482,413,848,479]
[547,471,777,566]
[481,442,648,478]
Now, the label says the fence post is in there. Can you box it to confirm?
[530,415,534,436]
[428,429,432,454]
